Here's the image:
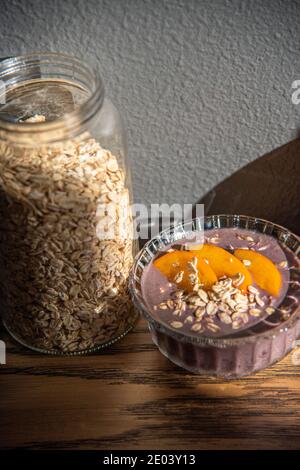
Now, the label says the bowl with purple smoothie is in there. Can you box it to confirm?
[129,215,300,378]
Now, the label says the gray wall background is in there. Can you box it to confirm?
[1,0,300,207]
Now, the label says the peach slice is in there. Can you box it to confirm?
[189,244,253,293]
[234,249,282,297]
[153,250,217,292]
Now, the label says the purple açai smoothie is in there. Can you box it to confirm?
[141,228,300,377]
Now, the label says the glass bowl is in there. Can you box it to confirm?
[129,215,300,378]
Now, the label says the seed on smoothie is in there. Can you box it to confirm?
[255,295,265,307]
[195,307,206,320]
[174,271,184,283]
[170,321,183,329]
[157,302,168,310]
[219,312,232,324]
[257,245,269,251]
[207,322,220,333]
[240,312,249,324]
[173,290,184,299]
[248,285,259,295]
[266,307,275,315]
[232,273,245,287]
[231,319,242,329]
[184,315,194,324]
[249,308,261,317]
[191,323,203,332]
[198,289,209,303]
[206,301,218,316]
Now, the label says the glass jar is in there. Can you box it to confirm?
[0,52,138,354]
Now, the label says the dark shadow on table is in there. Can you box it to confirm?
[197,138,300,236]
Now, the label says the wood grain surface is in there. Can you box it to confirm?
[1,317,300,450]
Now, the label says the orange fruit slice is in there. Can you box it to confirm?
[153,250,217,292]
[189,244,252,293]
[234,249,282,297]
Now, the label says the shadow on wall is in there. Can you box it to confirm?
[198,138,300,236]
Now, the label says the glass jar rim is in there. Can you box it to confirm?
[0,52,105,144]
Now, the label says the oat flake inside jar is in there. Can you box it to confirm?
[0,53,138,354]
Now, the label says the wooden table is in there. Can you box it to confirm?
[1,317,300,450]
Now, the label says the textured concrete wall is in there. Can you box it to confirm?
[1,0,300,207]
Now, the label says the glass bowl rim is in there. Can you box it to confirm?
[129,214,300,348]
